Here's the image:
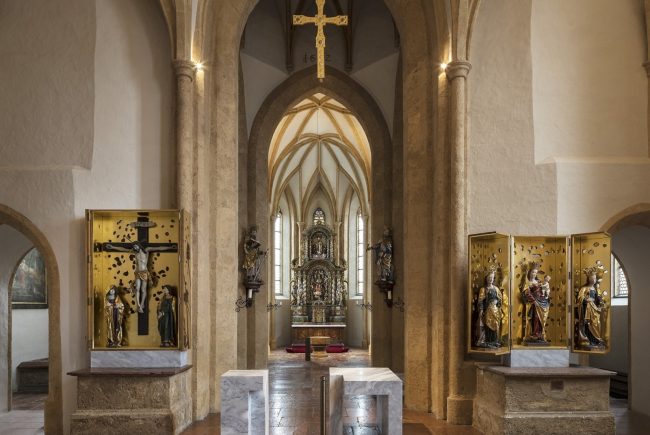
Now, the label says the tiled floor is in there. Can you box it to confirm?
[0,394,45,435]
[183,349,650,435]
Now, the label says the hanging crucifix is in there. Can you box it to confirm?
[293,0,348,81]
[101,215,177,335]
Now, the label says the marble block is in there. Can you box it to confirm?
[505,349,570,367]
[329,367,402,435]
[473,365,615,435]
[221,370,269,435]
[91,350,189,368]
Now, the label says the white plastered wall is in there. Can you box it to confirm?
[0,0,173,431]
[530,0,650,234]
[468,0,556,234]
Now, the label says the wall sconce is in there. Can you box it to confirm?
[235,283,261,312]
[356,300,373,311]
[266,300,283,311]
[376,280,404,311]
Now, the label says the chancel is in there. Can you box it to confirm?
[1,0,650,434]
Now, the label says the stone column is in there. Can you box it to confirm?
[173,60,196,211]
[445,60,473,424]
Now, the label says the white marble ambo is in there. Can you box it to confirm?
[329,367,402,435]
[220,370,269,435]
[90,350,189,368]
[505,349,570,368]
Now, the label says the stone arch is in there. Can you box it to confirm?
[186,0,480,421]
[0,204,62,434]
[245,64,394,369]
[600,203,650,233]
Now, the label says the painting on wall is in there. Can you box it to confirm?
[11,247,47,309]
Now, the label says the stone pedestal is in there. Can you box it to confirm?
[220,370,269,435]
[68,366,192,435]
[329,367,402,435]
[473,365,615,435]
[505,349,570,368]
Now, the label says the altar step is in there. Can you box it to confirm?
[16,358,48,394]
[285,343,349,353]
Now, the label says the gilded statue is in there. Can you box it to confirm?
[242,226,267,283]
[104,241,177,313]
[521,263,551,344]
[157,285,176,347]
[104,285,125,347]
[367,227,394,282]
[475,266,507,348]
[577,267,606,349]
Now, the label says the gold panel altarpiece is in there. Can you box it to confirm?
[467,231,611,355]
[86,210,190,350]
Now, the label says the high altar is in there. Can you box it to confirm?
[290,216,347,343]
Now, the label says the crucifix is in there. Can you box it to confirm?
[293,0,348,81]
[101,214,178,335]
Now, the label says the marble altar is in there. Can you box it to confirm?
[329,367,402,435]
[220,370,269,435]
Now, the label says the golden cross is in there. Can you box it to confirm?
[293,0,348,81]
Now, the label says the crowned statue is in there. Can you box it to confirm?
[475,265,507,348]
[577,266,607,349]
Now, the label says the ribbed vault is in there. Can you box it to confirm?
[269,93,371,221]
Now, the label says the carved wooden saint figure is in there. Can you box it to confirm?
[367,227,394,282]
[157,285,176,347]
[242,226,266,284]
[475,266,506,348]
[104,285,125,347]
[577,267,606,349]
[521,263,550,344]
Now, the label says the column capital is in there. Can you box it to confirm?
[173,59,196,80]
[643,61,650,77]
[445,60,472,81]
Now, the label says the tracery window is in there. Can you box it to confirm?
[612,253,629,298]
[273,212,282,295]
[356,210,365,296]
[313,208,325,225]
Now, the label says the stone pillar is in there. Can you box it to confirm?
[445,60,473,424]
[173,60,196,211]
[644,62,650,156]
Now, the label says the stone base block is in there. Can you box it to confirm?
[505,349,570,367]
[69,366,192,435]
[473,365,615,435]
[91,350,189,368]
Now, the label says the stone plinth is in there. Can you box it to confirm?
[69,366,192,435]
[220,370,269,435]
[329,367,402,435]
[473,365,615,435]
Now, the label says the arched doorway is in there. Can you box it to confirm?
[600,204,650,417]
[0,204,62,434]
[267,92,373,353]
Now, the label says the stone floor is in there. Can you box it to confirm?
[182,348,650,435]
